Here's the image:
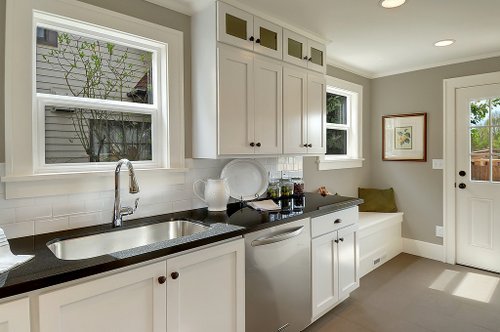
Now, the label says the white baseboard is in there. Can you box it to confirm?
[402,238,445,262]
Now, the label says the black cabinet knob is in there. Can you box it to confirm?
[249,36,254,41]
[171,272,179,280]
[458,183,466,189]
[303,56,308,60]
[334,219,342,224]
[308,144,312,148]
[158,276,166,284]
[339,237,344,242]
[308,57,313,61]
[459,170,466,177]
[255,38,261,44]
[250,142,255,147]
[303,144,308,147]
[334,239,339,243]
[256,142,261,147]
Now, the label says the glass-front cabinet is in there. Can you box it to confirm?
[283,29,326,73]
[217,2,282,60]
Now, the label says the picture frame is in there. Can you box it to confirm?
[382,113,427,161]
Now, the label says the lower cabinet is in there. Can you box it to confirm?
[311,211,359,321]
[38,238,245,332]
[0,297,30,332]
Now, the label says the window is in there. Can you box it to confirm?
[318,76,363,170]
[5,0,184,197]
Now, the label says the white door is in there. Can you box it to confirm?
[218,45,255,155]
[254,55,282,154]
[166,239,245,332]
[253,16,282,60]
[456,83,500,273]
[283,66,308,154]
[39,262,167,332]
[337,225,359,298]
[307,73,326,154]
[217,2,253,51]
[0,298,30,332]
[283,29,308,68]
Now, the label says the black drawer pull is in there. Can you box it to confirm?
[334,219,342,224]
[171,272,179,280]
[158,276,166,284]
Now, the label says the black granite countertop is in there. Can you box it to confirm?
[2,193,362,299]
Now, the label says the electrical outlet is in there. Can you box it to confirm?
[436,226,444,238]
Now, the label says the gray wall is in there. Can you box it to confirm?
[371,56,500,245]
[0,0,192,162]
[303,65,372,197]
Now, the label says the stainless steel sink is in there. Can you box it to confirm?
[47,220,210,260]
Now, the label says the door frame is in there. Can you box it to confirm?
[443,71,500,264]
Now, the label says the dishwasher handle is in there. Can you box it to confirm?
[251,226,305,247]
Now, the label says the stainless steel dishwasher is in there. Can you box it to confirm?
[245,217,311,332]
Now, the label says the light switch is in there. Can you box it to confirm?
[432,159,444,169]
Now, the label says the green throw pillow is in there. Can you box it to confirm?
[358,187,398,212]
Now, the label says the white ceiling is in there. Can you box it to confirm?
[147,0,500,78]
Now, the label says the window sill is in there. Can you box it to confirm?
[317,157,364,171]
[1,168,188,199]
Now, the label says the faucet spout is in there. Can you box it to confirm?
[113,159,140,227]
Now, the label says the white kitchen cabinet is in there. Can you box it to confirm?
[311,207,359,321]
[217,2,282,59]
[0,297,30,332]
[167,239,245,332]
[283,66,326,155]
[39,262,167,332]
[283,29,326,73]
[207,44,282,157]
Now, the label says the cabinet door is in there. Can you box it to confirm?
[253,16,282,60]
[167,239,245,332]
[307,39,326,73]
[39,262,167,332]
[254,56,282,154]
[306,73,326,154]
[218,45,255,155]
[0,298,30,332]
[311,232,339,319]
[283,66,308,154]
[338,225,359,299]
[283,29,308,68]
[217,2,254,51]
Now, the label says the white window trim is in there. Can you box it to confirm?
[318,76,364,170]
[4,0,184,198]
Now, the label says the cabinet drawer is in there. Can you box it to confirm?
[311,206,358,238]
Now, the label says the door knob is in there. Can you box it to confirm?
[308,144,312,148]
[255,38,261,44]
[459,170,466,177]
[458,183,466,189]
[171,272,180,280]
[256,142,261,147]
[334,239,339,243]
[303,56,308,60]
[250,142,255,147]
[339,237,344,242]
[249,36,254,41]
[303,144,308,147]
[158,276,166,284]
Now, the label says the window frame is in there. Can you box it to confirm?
[318,76,363,170]
[4,0,185,198]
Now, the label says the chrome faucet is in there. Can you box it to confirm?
[112,159,140,227]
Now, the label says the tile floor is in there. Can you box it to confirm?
[305,253,500,332]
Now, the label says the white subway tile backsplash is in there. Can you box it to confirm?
[69,212,103,228]
[172,199,192,212]
[2,221,34,239]
[35,217,70,235]
[53,199,86,217]
[0,209,16,225]
[15,205,52,222]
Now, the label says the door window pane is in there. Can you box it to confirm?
[36,28,153,104]
[470,127,490,153]
[327,129,347,155]
[259,27,277,51]
[310,47,323,66]
[288,38,303,59]
[326,93,347,124]
[226,14,247,40]
[45,106,152,164]
[470,99,489,126]
[471,154,490,181]
[493,155,500,182]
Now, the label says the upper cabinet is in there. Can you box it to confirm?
[217,2,282,60]
[283,29,326,73]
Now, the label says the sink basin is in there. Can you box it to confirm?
[47,220,210,260]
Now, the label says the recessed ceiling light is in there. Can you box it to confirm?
[379,0,406,9]
[434,39,455,47]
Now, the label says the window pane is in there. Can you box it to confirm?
[225,14,247,40]
[310,47,323,66]
[326,92,347,124]
[259,27,277,51]
[492,100,500,125]
[471,154,490,181]
[470,99,489,126]
[45,106,152,164]
[493,155,500,182]
[288,38,303,59]
[36,28,153,104]
[326,129,347,155]
[470,127,490,153]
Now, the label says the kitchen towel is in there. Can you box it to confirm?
[0,228,33,273]
[247,199,281,211]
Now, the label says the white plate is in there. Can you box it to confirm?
[220,159,268,201]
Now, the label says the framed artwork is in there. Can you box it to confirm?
[382,113,427,161]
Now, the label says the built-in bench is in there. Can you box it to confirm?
[358,212,404,277]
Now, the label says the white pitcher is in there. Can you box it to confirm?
[193,178,230,211]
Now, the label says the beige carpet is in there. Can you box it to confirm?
[305,253,500,332]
